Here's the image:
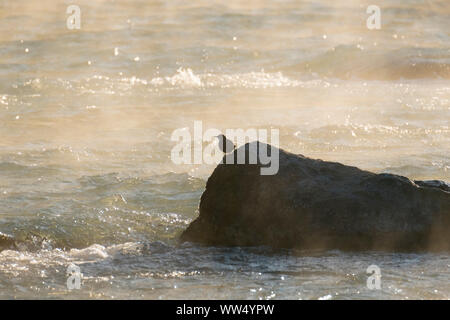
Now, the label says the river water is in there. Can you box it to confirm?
[0,0,449,299]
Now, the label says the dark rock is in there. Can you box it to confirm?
[0,232,16,251]
[414,180,450,192]
[180,142,450,251]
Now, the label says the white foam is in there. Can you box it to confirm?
[69,244,109,260]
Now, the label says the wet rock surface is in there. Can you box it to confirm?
[0,232,16,251]
[181,142,450,251]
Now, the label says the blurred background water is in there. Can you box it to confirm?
[0,0,449,299]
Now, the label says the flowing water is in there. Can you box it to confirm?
[0,0,449,299]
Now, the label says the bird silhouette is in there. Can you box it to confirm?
[216,134,235,153]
